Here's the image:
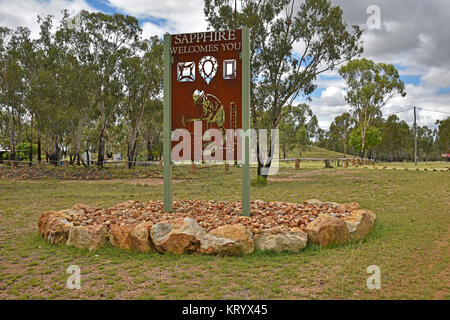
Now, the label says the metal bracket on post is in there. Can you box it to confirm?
[163,33,172,213]
[241,27,251,217]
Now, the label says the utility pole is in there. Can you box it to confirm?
[414,106,417,165]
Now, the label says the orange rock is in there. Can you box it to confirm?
[38,211,73,245]
[66,224,108,251]
[150,218,206,254]
[305,214,349,247]
[201,224,254,255]
[343,210,376,241]
[255,228,307,252]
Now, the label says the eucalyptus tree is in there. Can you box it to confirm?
[328,112,355,155]
[0,27,32,166]
[277,103,318,157]
[29,15,74,164]
[204,0,362,177]
[141,99,163,161]
[349,126,381,159]
[120,36,163,168]
[436,117,450,155]
[339,58,406,158]
[416,125,435,161]
[60,10,142,167]
[54,14,98,165]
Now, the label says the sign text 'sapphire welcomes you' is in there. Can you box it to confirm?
[171,30,241,55]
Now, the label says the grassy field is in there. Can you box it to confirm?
[0,165,448,300]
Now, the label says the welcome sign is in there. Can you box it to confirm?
[163,28,250,215]
[170,30,243,162]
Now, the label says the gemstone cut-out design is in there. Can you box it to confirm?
[223,59,236,79]
[177,62,195,82]
[198,56,218,84]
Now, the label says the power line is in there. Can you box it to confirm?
[383,107,415,117]
[417,107,450,115]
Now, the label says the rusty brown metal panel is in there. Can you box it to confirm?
[170,30,243,161]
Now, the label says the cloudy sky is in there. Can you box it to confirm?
[1,0,449,130]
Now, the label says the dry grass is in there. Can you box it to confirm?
[0,165,449,300]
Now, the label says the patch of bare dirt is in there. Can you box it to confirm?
[63,178,180,185]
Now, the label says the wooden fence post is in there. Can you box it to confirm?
[295,159,300,170]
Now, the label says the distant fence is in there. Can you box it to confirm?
[0,157,375,169]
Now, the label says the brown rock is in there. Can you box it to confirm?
[109,225,133,250]
[38,211,73,245]
[305,214,349,246]
[66,224,108,251]
[110,222,154,252]
[255,228,307,252]
[201,224,254,255]
[150,218,206,254]
[343,209,376,241]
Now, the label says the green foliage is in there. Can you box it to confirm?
[251,175,268,187]
[0,11,163,168]
[327,112,355,154]
[339,58,406,156]
[205,0,362,175]
[205,0,362,130]
[436,117,450,153]
[278,104,319,157]
[349,126,382,151]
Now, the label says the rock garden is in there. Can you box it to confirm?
[38,199,376,256]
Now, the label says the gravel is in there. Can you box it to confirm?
[66,199,354,234]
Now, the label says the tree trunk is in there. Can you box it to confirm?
[97,126,106,168]
[86,148,90,166]
[256,132,275,179]
[37,129,41,163]
[29,115,33,166]
[8,110,16,167]
[360,135,366,158]
[147,136,152,161]
[76,122,82,166]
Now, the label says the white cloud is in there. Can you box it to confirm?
[1,0,449,130]
[422,67,450,89]
[0,0,94,38]
[320,86,346,106]
[141,21,166,39]
[107,0,208,35]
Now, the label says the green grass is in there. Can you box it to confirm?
[0,165,449,300]
[286,145,346,159]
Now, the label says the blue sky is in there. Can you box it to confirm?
[0,0,449,129]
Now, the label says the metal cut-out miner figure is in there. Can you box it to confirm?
[188,89,226,137]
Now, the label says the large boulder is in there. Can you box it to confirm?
[305,214,350,246]
[201,224,254,255]
[254,228,307,252]
[150,218,206,254]
[66,224,108,251]
[110,222,154,252]
[343,209,376,241]
[38,211,73,245]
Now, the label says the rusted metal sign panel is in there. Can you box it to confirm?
[170,30,242,161]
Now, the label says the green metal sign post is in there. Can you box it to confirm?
[163,33,172,213]
[241,28,251,217]
[163,28,250,216]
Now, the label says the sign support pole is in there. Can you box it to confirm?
[241,27,251,216]
[163,33,172,212]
